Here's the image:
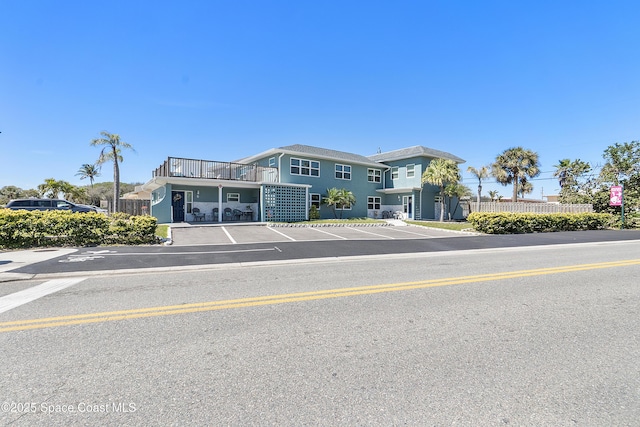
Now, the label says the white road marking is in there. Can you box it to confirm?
[0,278,87,314]
[347,227,395,239]
[221,226,237,244]
[267,227,297,241]
[384,227,439,237]
[308,227,348,240]
[75,248,280,256]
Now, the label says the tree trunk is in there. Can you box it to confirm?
[512,173,519,202]
[113,156,120,213]
[477,184,482,213]
[439,187,445,221]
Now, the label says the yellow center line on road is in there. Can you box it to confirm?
[1,259,639,333]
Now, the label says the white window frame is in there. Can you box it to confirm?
[335,164,351,180]
[406,164,415,178]
[185,191,193,214]
[367,168,381,183]
[227,193,240,202]
[309,193,321,209]
[367,196,381,210]
[391,166,399,180]
[268,157,276,167]
[290,157,320,177]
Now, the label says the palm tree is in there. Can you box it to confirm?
[517,180,534,199]
[444,183,472,219]
[467,165,490,213]
[337,188,356,219]
[422,158,461,221]
[323,188,342,219]
[323,188,356,219]
[491,147,540,202]
[553,159,571,189]
[76,163,101,188]
[38,178,66,198]
[488,190,499,202]
[91,131,134,213]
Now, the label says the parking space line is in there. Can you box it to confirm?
[308,227,349,240]
[0,278,87,314]
[267,227,297,241]
[221,227,237,244]
[347,227,395,239]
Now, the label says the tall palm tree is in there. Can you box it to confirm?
[467,165,490,213]
[76,163,101,188]
[553,159,571,189]
[491,147,540,202]
[421,158,461,221]
[91,131,134,213]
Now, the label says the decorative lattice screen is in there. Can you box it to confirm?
[263,185,307,222]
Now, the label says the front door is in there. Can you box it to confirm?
[172,191,185,222]
[402,195,413,220]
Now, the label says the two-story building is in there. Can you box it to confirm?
[141,144,464,223]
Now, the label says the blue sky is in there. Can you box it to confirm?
[2,0,639,198]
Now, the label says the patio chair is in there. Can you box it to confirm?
[223,207,233,221]
[192,207,205,222]
[232,209,242,221]
[213,207,219,221]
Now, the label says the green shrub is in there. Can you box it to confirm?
[467,212,613,234]
[309,205,320,220]
[0,209,159,249]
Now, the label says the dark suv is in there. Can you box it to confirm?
[5,198,97,213]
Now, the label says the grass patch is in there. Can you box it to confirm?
[156,224,169,238]
[405,220,474,232]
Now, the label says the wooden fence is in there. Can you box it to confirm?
[106,199,151,216]
[473,202,593,214]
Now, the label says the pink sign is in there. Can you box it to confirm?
[610,186,623,206]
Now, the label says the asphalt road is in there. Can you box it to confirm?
[8,229,640,276]
[1,239,639,425]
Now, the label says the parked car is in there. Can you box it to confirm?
[90,205,109,215]
[5,198,97,213]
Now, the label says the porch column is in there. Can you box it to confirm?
[218,184,223,222]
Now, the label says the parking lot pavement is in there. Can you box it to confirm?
[170,224,467,246]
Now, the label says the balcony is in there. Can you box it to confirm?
[153,157,278,183]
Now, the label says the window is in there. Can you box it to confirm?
[309,193,321,208]
[367,169,381,183]
[290,158,320,177]
[367,196,381,210]
[227,193,240,202]
[406,164,415,178]
[335,164,351,180]
[269,157,276,167]
[391,166,399,179]
[185,191,193,214]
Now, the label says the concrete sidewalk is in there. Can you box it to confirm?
[0,248,77,282]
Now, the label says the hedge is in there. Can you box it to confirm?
[467,212,614,234]
[0,210,159,249]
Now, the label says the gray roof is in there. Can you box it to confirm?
[239,144,384,167]
[367,145,465,164]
